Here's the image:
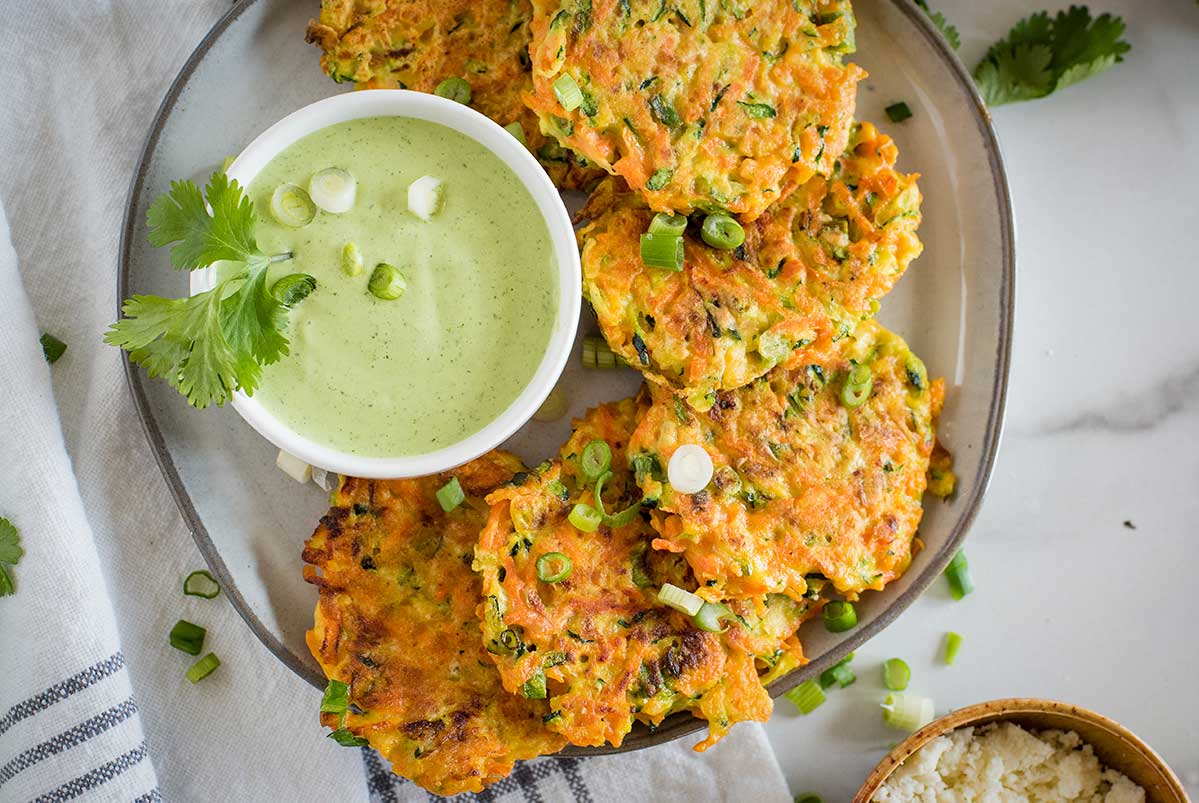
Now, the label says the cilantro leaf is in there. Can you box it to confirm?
[974,6,1130,106]
[914,1,960,50]
[0,517,22,565]
[148,172,267,271]
[109,172,298,408]
[0,565,13,596]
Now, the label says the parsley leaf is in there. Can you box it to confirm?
[974,6,1130,106]
[107,173,295,408]
[0,517,23,597]
[914,1,960,50]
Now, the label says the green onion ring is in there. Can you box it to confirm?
[536,552,573,583]
[593,471,643,528]
[183,570,221,599]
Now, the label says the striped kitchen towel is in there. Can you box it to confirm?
[0,204,160,802]
[360,723,792,803]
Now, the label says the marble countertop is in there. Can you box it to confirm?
[764,1,1199,798]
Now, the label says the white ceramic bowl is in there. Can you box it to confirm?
[190,90,581,478]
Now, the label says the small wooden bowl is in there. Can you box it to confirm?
[854,698,1189,803]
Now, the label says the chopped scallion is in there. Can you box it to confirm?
[553,73,584,112]
[270,273,317,307]
[521,669,548,699]
[185,652,220,683]
[368,263,406,301]
[593,470,643,527]
[169,619,206,656]
[434,76,472,105]
[784,680,826,714]
[822,601,857,633]
[648,212,687,236]
[841,363,873,408]
[692,601,732,632]
[568,503,602,532]
[40,333,67,364]
[885,101,913,123]
[795,795,823,803]
[536,552,573,583]
[883,658,911,691]
[580,440,612,482]
[640,233,684,271]
[819,653,856,689]
[504,121,527,145]
[435,477,465,512]
[269,183,317,228]
[701,213,745,250]
[342,242,363,276]
[582,335,625,369]
[320,679,350,714]
[183,570,221,599]
[657,583,704,616]
[881,692,935,732]
[944,550,974,599]
[944,631,963,665]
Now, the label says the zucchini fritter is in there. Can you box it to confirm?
[302,453,565,796]
[474,399,813,751]
[524,0,865,219]
[579,121,922,410]
[628,321,943,602]
[305,0,602,189]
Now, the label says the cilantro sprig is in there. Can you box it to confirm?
[0,517,24,597]
[107,173,298,408]
[914,0,960,51]
[974,6,1130,106]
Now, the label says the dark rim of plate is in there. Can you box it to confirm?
[117,0,1014,758]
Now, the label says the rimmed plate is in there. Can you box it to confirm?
[118,0,1013,755]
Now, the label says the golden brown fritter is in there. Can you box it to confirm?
[628,321,943,602]
[524,0,864,219]
[305,0,602,189]
[302,453,565,796]
[578,121,923,411]
[473,398,814,751]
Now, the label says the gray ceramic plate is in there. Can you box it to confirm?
[119,0,1013,755]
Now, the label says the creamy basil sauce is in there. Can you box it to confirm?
[246,116,557,458]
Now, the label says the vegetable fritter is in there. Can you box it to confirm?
[524,0,865,219]
[578,121,923,411]
[628,321,943,602]
[302,453,565,796]
[474,398,814,751]
[305,0,602,189]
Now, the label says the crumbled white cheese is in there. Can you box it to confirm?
[873,722,1145,802]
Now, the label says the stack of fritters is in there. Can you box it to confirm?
[304,0,953,795]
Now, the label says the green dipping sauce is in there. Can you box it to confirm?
[245,116,558,458]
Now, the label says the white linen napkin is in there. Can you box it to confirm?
[0,1,795,801]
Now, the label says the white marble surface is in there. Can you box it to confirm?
[765,1,1199,798]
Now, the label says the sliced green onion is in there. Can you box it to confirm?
[341,242,364,276]
[498,628,523,652]
[436,477,465,512]
[593,471,643,527]
[582,335,625,369]
[795,794,823,803]
[504,121,527,145]
[944,550,974,599]
[328,728,369,747]
[434,76,472,104]
[841,363,873,408]
[944,631,963,665]
[657,583,704,616]
[580,440,612,483]
[536,552,573,583]
[881,692,935,732]
[40,333,67,364]
[270,273,317,307]
[185,652,220,683]
[553,73,584,111]
[784,680,826,714]
[648,212,687,236]
[568,503,602,533]
[692,601,732,632]
[320,679,350,714]
[183,570,220,599]
[667,444,713,494]
[407,175,444,221]
[521,669,548,699]
[822,601,857,633]
[819,653,856,689]
[885,101,913,123]
[701,213,745,249]
[169,619,206,656]
[883,658,911,691]
[308,167,357,213]
[270,183,316,228]
[368,263,406,301]
[756,331,790,363]
[640,232,684,271]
